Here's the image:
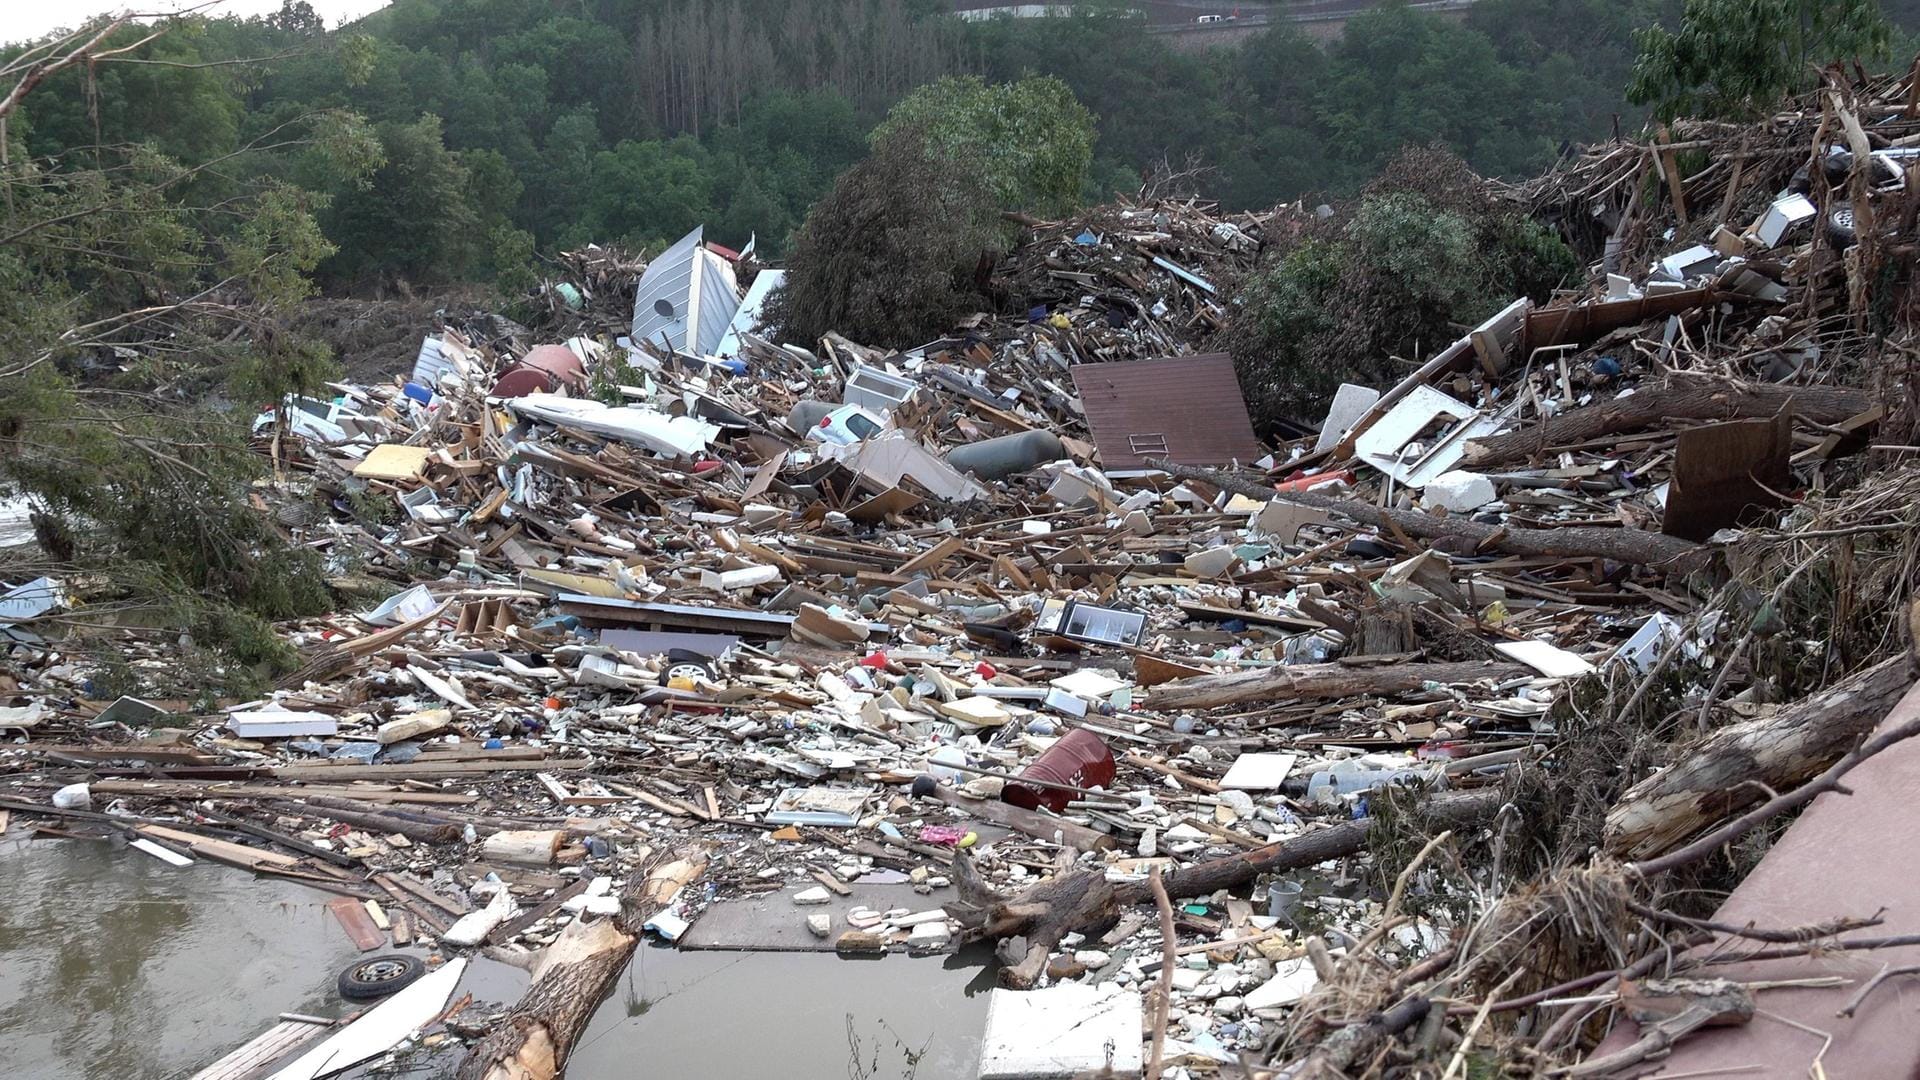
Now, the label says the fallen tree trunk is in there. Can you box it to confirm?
[1147,459,1707,573]
[959,787,1505,988]
[1149,660,1527,711]
[1604,654,1914,860]
[1463,377,1877,468]
[457,851,706,1080]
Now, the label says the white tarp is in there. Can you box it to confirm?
[507,395,718,458]
[715,268,785,358]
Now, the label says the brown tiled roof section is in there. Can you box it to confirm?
[1069,354,1266,470]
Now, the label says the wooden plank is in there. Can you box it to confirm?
[378,870,472,916]
[337,599,454,657]
[89,779,478,805]
[189,1018,333,1080]
[897,535,964,576]
[327,896,386,951]
[486,878,591,945]
[25,743,217,765]
[270,758,591,782]
[134,824,304,870]
[928,786,1114,851]
[810,869,852,897]
[1174,601,1320,631]
[1129,653,1211,688]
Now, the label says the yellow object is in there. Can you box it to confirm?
[353,443,433,481]
[1480,600,1510,625]
[958,831,978,849]
[1048,313,1071,329]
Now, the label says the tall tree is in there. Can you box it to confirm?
[871,74,1095,216]
[1629,0,1894,120]
[320,114,478,286]
[769,126,999,347]
[0,16,376,689]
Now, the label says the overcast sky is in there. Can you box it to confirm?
[2,0,390,45]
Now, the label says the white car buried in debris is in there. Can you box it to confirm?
[806,404,888,447]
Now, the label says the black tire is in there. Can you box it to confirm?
[658,649,718,686]
[1829,204,1860,248]
[337,954,426,1001]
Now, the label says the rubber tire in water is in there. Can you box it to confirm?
[337,954,427,1000]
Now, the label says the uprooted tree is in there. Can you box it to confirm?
[0,15,379,699]
[766,124,1002,347]
[1223,147,1578,431]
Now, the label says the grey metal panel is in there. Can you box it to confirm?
[691,249,741,354]
[631,227,704,351]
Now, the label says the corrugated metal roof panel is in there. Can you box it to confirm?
[1069,354,1266,470]
[631,227,742,355]
[632,227,703,351]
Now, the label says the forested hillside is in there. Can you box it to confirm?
[0,0,1658,288]
[14,0,1920,291]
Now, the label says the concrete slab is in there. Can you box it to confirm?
[680,882,926,952]
[978,982,1144,1079]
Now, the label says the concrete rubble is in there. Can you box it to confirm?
[6,67,1920,1080]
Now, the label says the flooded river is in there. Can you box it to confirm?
[0,834,369,1079]
[0,835,992,1079]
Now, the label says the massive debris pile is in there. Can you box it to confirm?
[7,66,1920,1080]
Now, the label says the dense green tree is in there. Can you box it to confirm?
[1467,0,1657,139]
[872,75,1095,217]
[966,5,1235,202]
[17,0,1880,292]
[573,136,714,251]
[1227,149,1577,429]
[0,15,377,690]
[1314,4,1559,182]
[1630,0,1894,119]
[768,127,999,347]
[320,114,477,285]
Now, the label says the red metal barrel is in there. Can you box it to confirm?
[1002,729,1116,813]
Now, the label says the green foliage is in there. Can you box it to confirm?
[0,12,358,674]
[319,114,477,285]
[1314,4,1566,182]
[1630,0,1894,120]
[872,75,1095,216]
[1227,149,1578,430]
[768,128,1000,347]
[5,0,1697,287]
[574,136,715,251]
[488,224,538,296]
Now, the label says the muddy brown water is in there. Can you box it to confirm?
[0,835,993,1079]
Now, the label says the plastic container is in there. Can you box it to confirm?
[1002,729,1116,813]
[1268,879,1304,922]
[1306,764,1431,803]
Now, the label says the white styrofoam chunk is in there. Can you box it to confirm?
[979,983,1144,1079]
